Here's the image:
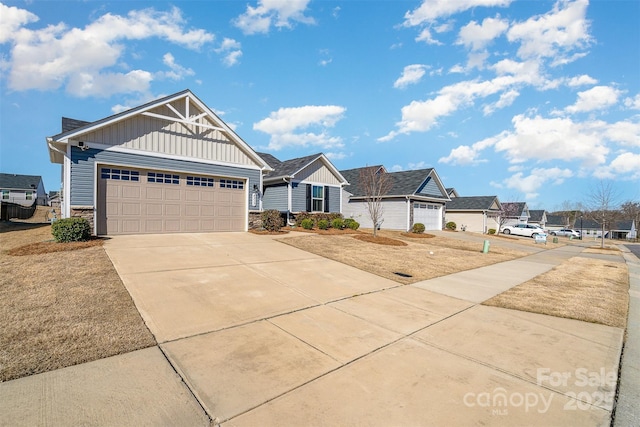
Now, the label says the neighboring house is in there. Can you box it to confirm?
[500,202,530,226]
[258,152,348,222]
[445,196,502,234]
[340,166,450,231]
[609,220,637,240]
[446,187,460,198]
[528,210,548,229]
[48,191,61,208]
[0,173,47,206]
[545,214,568,231]
[47,89,273,235]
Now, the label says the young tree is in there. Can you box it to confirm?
[584,181,622,248]
[496,201,525,234]
[359,166,392,237]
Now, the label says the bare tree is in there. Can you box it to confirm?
[359,166,392,237]
[496,201,525,234]
[584,181,621,248]
[621,200,640,240]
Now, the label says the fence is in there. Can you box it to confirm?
[0,200,38,221]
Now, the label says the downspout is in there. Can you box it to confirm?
[284,177,295,226]
[406,196,411,232]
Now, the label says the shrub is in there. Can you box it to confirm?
[445,221,457,231]
[344,218,360,230]
[412,223,425,234]
[261,209,283,232]
[295,212,314,227]
[488,228,496,235]
[331,218,345,229]
[51,217,91,243]
[301,218,314,230]
[317,219,330,230]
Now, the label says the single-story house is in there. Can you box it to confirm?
[574,218,637,239]
[0,173,47,206]
[258,152,348,222]
[500,202,530,226]
[528,209,547,229]
[48,191,61,208]
[545,214,568,230]
[445,196,502,234]
[340,166,450,231]
[47,89,273,235]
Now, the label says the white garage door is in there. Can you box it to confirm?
[413,202,442,230]
[97,167,246,235]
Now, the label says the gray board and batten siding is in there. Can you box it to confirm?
[70,147,261,208]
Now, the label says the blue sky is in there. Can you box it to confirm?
[1,0,638,211]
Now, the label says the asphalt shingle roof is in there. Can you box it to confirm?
[446,196,499,211]
[341,167,446,199]
[529,209,546,222]
[0,173,43,190]
[259,152,324,180]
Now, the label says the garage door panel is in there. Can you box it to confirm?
[165,189,181,200]
[146,203,163,216]
[98,167,245,235]
[165,220,181,232]
[165,204,181,216]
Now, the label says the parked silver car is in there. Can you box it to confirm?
[501,224,546,238]
[549,228,580,237]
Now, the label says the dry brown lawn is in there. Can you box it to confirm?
[280,232,530,285]
[483,256,629,328]
[0,222,155,382]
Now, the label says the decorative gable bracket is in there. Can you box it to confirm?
[141,95,226,133]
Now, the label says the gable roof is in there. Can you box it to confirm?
[546,214,567,226]
[528,209,547,222]
[446,196,500,211]
[446,188,460,198]
[47,89,272,171]
[341,167,449,201]
[260,152,348,185]
[0,173,43,190]
[340,166,384,197]
[501,202,528,217]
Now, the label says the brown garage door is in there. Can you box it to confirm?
[97,167,246,235]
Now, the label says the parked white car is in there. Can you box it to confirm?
[501,224,547,238]
[549,228,580,238]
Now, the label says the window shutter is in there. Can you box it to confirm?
[324,186,330,212]
[306,184,312,212]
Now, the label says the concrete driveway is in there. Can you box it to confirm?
[2,232,623,426]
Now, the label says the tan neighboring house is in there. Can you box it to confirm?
[445,195,502,234]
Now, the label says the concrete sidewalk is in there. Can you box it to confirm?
[0,232,630,426]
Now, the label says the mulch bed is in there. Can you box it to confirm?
[7,239,105,256]
[353,234,407,246]
[400,232,436,239]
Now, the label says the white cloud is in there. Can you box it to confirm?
[325,151,347,160]
[394,64,428,89]
[214,38,242,67]
[567,74,597,87]
[565,85,622,114]
[1,5,213,97]
[457,16,509,51]
[624,93,640,110]
[234,0,314,35]
[438,133,499,165]
[403,0,513,27]
[415,28,442,45]
[253,105,346,150]
[0,3,38,44]
[594,152,640,179]
[507,0,591,64]
[500,167,574,199]
[159,53,195,80]
[483,89,519,115]
[390,165,404,172]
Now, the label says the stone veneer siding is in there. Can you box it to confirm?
[70,207,95,234]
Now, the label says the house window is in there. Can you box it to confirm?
[312,185,324,212]
[220,179,244,189]
[1,190,8,200]
[101,168,140,181]
[148,172,179,184]
[25,191,33,200]
[187,176,214,187]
